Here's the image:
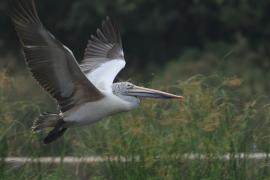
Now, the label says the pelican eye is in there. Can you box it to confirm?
[127,84,134,89]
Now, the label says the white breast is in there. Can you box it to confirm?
[63,92,133,127]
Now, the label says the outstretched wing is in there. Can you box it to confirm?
[80,17,126,92]
[11,0,104,112]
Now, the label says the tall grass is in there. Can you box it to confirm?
[1,44,270,179]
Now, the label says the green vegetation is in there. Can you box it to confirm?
[1,0,270,178]
[1,42,270,179]
[1,0,270,67]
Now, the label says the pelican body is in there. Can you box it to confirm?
[63,84,138,127]
[11,0,183,144]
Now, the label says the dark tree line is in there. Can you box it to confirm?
[0,0,270,67]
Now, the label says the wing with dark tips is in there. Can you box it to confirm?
[80,17,126,91]
[11,0,104,112]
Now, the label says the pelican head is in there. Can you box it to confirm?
[112,82,183,107]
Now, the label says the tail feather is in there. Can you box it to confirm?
[32,112,60,133]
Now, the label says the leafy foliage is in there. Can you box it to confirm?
[1,0,270,67]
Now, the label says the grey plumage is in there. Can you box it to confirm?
[112,82,134,96]
[80,17,124,74]
[11,0,104,112]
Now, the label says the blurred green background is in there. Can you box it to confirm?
[1,0,270,179]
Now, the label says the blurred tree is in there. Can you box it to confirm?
[0,0,270,68]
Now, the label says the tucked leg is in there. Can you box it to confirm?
[43,120,67,144]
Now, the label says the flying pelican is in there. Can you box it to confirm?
[10,0,184,144]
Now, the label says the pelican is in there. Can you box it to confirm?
[11,0,183,144]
